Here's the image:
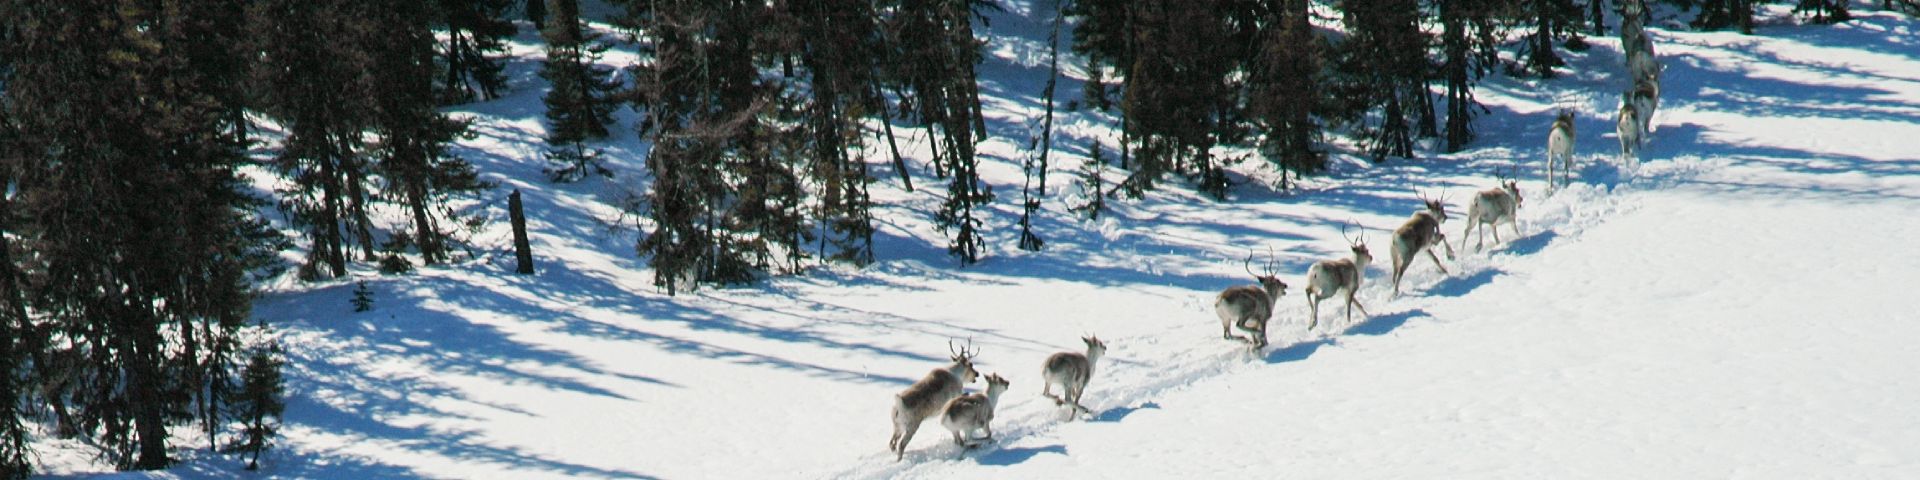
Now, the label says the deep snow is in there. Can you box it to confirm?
[29,3,1920,479]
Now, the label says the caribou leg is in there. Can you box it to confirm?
[1426,248,1450,274]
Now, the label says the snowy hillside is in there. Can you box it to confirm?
[34,3,1920,479]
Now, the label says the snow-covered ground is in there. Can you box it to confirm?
[31,4,1920,479]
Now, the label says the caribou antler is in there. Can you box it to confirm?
[1242,252,1259,278]
[1265,246,1279,277]
[949,337,979,361]
[1342,220,1366,247]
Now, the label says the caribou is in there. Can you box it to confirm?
[1630,80,1660,136]
[1304,222,1373,330]
[1546,110,1577,193]
[1617,102,1644,163]
[1621,9,1645,57]
[1215,252,1288,349]
[1041,335,1107,418]
[1463,176,1523,252]
[1390,193,1457,298]
[888,339,981,461]
[940,373,1011,451]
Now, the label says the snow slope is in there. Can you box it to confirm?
[31,4,1920,479]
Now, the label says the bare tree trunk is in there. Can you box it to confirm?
[318,143,348,277]
[129,326,170,470]
[1037,0,1064,196]
[511,189,535,275]
[1590,0,1606,35]
[869,77,913,193]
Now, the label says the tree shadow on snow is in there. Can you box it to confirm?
[1645,122,1920,202]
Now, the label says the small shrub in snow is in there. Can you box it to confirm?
[351,282,374,312]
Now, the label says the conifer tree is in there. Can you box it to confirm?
[526,0,547,29]
[1250,0,1329,188]
[1066,0,1134,114]
[0,84,33,479]
[1794,0,1850,23]
[1333,0,1433,161]
[177,0,254,146]
[1521,0,1583,77]
[258,0,482,275]
[883,0,996,264]
[783,0,883,265]
[1018,0,1067,252]
[352,282,376,312]
[1694,0,1756,32]
[541,0,621,182]
[1117,0,1250,199]
[254,0,382,279]
[1,0,266,469]
[371,0,490,266]
[1068,144,1110,220]
[1440,0,1506,151]
[627,0,787,292]
[228,340,285,471]
[435,0,517,103]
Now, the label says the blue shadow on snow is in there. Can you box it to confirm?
[1093,401,1162,423]
[976,444,1069,466]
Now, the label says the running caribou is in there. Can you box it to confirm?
[1216,252,1288,349]
[1618,101,1644,163]
[1546,110,1577,192]
[1463,175,1523,252]
[1390,192,1457,298]
[888,339,980,461]
[1041,335,1107,418]
[940,373,1010,452]
[1304,222,1373,330]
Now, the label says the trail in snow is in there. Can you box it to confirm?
[28,5,1920,480]
[836,8,1920,479]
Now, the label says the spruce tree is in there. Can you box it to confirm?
[254,0,382,279]
[435,0,516,103]
[526,0,547,29]
[0,88,33,479]
[1068,144,1110,221]
[1440,0,1506,152]
[352,282,375,312]
[783,0,883,265]
[1117,0,1250,200]
[627,0,786,292]
[541,0,621,182]
[370,0,490,266]
[2,0,266,469]
[1018,0,1068,252]
[1589,0,1607,35]
[1066,0,1134,114]
[1794,0,1850,23]
[1333,0,1433,161]
[229,340,285,471]
[1250,0,1329,188]
[1694,0,1756,32]
[883,0,997,264]
[1522,0,1582,77]
[258,0,481,275]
